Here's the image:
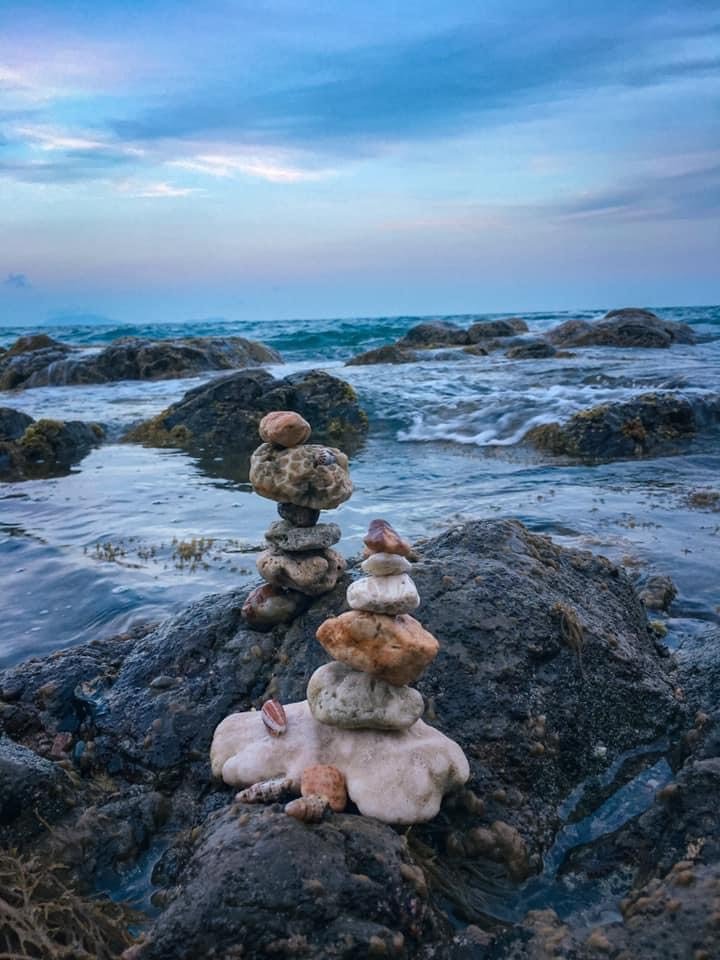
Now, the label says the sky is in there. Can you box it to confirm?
[1,0,719,326]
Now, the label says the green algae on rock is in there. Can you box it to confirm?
[0,409,104,481]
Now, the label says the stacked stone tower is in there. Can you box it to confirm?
[211,411,469,825]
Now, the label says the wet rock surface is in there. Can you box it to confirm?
[524,392,720,460]
[0,334,281,390]
[547,308,696,349]
[124,368,368,473]
[0,519,699,958]
[0,407,104,481]
[346,343,420,365]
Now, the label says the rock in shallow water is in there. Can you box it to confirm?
[265,518,341,552]
[346,573,420,615]
[250,442,352,510]
[211,700,468,823]
[257,545,346,596]
[316,610,438,685]
[307,661,424,730]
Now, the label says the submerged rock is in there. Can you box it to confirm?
[547,308,696,349]
[2,335,281,390]
[0,408,104,481]
[345,343,420,365]
[124,368,368,474]
[506,339,556,359]
[467,318,529,341]
[524,392,719,460]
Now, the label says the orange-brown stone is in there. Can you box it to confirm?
[363,518,412,557]
[301,764,347,812]
[259,411,311,447]
[316,610,438,686]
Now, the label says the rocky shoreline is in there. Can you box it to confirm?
[1,517,716,959]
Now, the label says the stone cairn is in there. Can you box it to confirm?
[210,410,469,825]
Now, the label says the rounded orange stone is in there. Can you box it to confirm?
[300,764,347,812]
[259,411,311,447]
[363,518,412,557]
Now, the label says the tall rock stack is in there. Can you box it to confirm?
[241,411,352,631]
[211,411,469,825]
[308,520,435,731]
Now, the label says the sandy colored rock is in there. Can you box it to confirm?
[316,610,438,685]
[300,764,347,812]
[361,552,412,576]
[257,546,346,596]
[258,410,311,447]
[346,573,420,615]
[241,583,309,631]
[265,519,341,553]
[250,442,352,510]
[307,661,424,730]
[211,700,469,824]
[363,518,412,557]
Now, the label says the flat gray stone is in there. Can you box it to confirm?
[307,661,424,731]
[265,519,341,553]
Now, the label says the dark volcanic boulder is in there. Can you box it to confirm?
[139,806,445,960]
[346,343,420,365]
[0,737,73,846]
[524,392,719,460]
[467,318,529,342]
[547,308,696,349]
[398,321,470,348]
[505,339,556,359]
[17,335,282,388]
[0,408,104,481]
[0,519,683,953]
[124,368,369,470]
[0,335,73,390]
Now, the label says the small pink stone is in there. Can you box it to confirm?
[259,411,311,447]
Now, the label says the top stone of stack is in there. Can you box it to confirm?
[249,411,353,511]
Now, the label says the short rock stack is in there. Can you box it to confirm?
[241,411,353,631]
[211,411,469,824]
[308,519,435,730]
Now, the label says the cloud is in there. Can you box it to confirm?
[167,152,335,183]
[119,181,202,198]
[3,272,30,289]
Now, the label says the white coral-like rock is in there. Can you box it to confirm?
[346,573,420,615]
[211,701,469,824]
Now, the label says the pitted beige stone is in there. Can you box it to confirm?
[250,442,352,510]
[257,545,346,596]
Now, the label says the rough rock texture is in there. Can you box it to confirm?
[307,661,425,730]
[211,700,469,823]
[257,545,347,595]
[0,410,104,481]
[251,442,353,510]
[638,574,677,611]
[0,519,687,957]
[265,518,341,552]
[0,737,72,846]
[136,805,447,960]
[0,335,72,390]
[124,368,368,474]
[547,308,696,349]
[346,344,420,365]
[346,573,420,615]
[524,392,720,460]
[505,339,556,359]
[3,335,281,390]
[317,610,439,685]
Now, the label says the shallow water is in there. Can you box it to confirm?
[1,306,719,666]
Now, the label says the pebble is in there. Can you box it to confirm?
[307,661,424,730]
[363,519,412,557]
[241,583,309,631]
[277,502,320,527]
[265,519,341,553]
[316,610,439,685]
[346,573,419,615]
[361,552,411,576]
[250,443,352,510]
[301,764,347,811]
[257,546,346,596]
[258,410,311,447]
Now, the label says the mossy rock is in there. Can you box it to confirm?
[0,411,104,481]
